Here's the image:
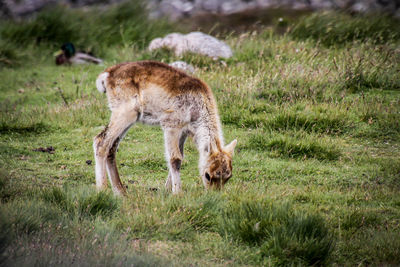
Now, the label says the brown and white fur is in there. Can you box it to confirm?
[93,61,237,195]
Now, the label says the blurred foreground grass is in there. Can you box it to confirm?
[0,3,400,266]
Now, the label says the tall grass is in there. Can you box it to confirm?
[41,186,120,219]
[0,209,12,264]
[246,131,341,160]
[0,184,167,266]
[290,11,400,46]
[220,201,334,265]
[7,183,335,265]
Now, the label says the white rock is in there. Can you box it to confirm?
[309,0,334,9]
[201,0,222,12]
[149,31,233,59]
[351,3,369,12]
[169,61,195,74]
[221,0,247,14]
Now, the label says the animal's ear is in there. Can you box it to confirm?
[209,141,220,154]
[224,139,237,156]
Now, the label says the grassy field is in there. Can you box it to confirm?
[1,3,400,266]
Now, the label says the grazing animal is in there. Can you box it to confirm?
[93,61,237,195]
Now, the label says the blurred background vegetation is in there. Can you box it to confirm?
[1,0,399,67]
[0,1,399,266]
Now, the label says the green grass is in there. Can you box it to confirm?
[0,5,400,266]
[41,186,120,218]
[221,201,334,265]
[290,11,400,46]
[246,131,340,160]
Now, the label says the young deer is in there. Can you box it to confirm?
[93,61,237,195]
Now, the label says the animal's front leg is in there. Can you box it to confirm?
[165,131,187,191]
[164,128,183,194]
[170,157,182,194]
[165,172,172,190]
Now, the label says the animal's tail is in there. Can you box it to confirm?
[96,72,109,93]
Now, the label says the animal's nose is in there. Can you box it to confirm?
[210,180,223,190]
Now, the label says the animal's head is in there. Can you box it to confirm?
[61,43,76,58]
[202,139,237,190]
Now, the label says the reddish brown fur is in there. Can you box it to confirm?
[105,61,211,97]
[206,149,233,188]
[208,152,232,174]
[94,60,237,195]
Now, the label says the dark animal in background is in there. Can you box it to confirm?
[55,43,103,65]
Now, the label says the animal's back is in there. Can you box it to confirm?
[100,61,209,97]
[96,61,215,128]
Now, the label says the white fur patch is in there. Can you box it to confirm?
[96,72,109,93]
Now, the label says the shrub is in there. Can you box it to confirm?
[0,1,175,55]
[0,7,86,48]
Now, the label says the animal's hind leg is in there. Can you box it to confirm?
[94,126,110,190]
[106,109,138,195]
[94,106,138,195]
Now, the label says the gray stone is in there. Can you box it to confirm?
[201,0,222,12]
[148,0,400,18]
[3,0,400,19]
[158,0,195,20]
[169,61,195,73]
[1,0,124,18]
[149,31,233,59]
[309,0,334,9]
[220,0,247,14]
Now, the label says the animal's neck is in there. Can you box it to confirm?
[193,97,224,173]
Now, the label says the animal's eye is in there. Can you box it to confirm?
[205,172,211,181]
